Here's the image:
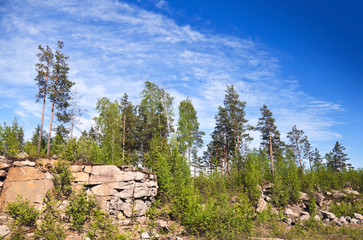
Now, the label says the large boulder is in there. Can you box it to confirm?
[0,167,53,210]
[313,192,325,207]
[256,197,268,213]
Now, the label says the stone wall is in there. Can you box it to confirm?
[0,156,157,220]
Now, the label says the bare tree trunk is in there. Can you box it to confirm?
[47,93,56,157]
[269,131,274,175]
[297,140,302,167]
[38,95,46,154]
[37,68,49,154]
[122,114,125,165]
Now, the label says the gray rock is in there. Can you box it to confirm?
[284,208,300,218]
[284,217,293,225]
[344,189,359,195]
[13,160,35,167]
[141,231,150,239]
[350,218,358,224]
[339,216,347,224]
[326,191,332,196]
[300,214,310,221]
[119,201,133,218]
[256,197,268,213]
[0,162,10,170]
[89,165,124,183]
[16,152,28,159]
[134,200,151,216]
[332,191,346,199]
[91,184,118,196]
[313,215,321,221]
[158,219,169,231]
[319,210,336,220]
[0,225,10,237]
[299,192,310,201]
[354,213,363,220]
[313,192,324,207]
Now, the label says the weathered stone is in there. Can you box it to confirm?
[91,184,118,196]
[73,172,89,182]
[134,200,151,216]
[344,189,359,196]
[314,215,321,221]
[313,192,325,207]
[69,165,83,172]
[5,167,48,181]
[256,197,268,213]
[158,219,169,231]
[16,152,29,159]
[0,162,10,170]
[284,217,293,225]
[350,218,358,224]
[326,191,332,196]
[354,213,363,220]
[299,192,310,201]
[0,171,6,177]
[83,165,92,173]
[13,160,35,167]
[340,216,347,224]
[284,208,300,218]
[121,165,135,171]
[141,231,150,239]
[319,210,336,220]
[119,201,133,218]
[117,186,135,199]
[0,179,53,210]
[290,206,302,215]
[135,172,147,181]
[144,181,157,188]
[106,181,135,190]
[332,191,346,199]
[90,165,123,183]
[265,195,272,202]
[0,225,10,237]
[300,214,310,221]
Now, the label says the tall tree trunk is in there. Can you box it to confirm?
[188,141,191,169]
[122,114,125,165]
[297,140,302,167]
[269,131,274,175]
[37,68,49,154]
[70,101,75,139]
[47,93,56,156]
[38,95,46,154]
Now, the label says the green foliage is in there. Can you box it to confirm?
[6,195,38,227]
[62,137,77,162]
[0,118,24,156]
[35,192,66,240]
[330,200,363,218]
[9,225,26,240]
[87,209,123,240]
[65,189,97,232]
[52,160,73,198]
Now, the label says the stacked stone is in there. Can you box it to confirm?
[70,164,158,219]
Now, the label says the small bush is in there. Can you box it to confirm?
[87,209,123,240]
[52,160,73,198]
[65,189,96,232]
[6,195,38,227]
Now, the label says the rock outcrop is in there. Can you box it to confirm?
[0,157,158,221]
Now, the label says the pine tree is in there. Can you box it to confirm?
[311,147,323,169]
[257,105,283,174]
[302,138,314,170]
[0,118,24,156]
[328,141,350,172]
[35,45,54,154]
[46,41,74,156]
[286,125,305,167]
[177,97,204,169]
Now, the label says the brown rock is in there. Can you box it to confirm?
[134,200,151,216]
[299,192,310,201]
[0,163,10,170]
[256,197,268,213]
[91,184,118,196]
[13,160,35,167]
[83,165,92,173]
[72,172,89,182]
[332,191,346,199]
[6,167,50,181]
[69,165,83,172]
[89,165,124,183]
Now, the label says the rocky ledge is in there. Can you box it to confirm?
[0,156,158,222]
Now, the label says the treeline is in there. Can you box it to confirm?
[1,42,362,238]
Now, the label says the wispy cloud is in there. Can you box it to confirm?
[0,0,344,152]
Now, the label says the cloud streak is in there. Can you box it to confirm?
[0,0,344,151]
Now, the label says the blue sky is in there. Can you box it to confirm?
[0,0,362,167]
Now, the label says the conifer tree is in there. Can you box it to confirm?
[35,45,53,154]
[177,97,204,169]
[257,105,283,174]
[46,41,74,156]
[311,147,323,169]
[328,141,350,172]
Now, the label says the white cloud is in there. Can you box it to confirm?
[0,0,344,154]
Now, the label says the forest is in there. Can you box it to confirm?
[1,42,362,239]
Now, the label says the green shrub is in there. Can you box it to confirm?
[52,160,73,198]
[65,189,96,232]
[6,195,38,227]
[35,192,65,240]
[87,209,123,240]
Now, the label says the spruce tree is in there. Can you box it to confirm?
[328,141,350,172]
